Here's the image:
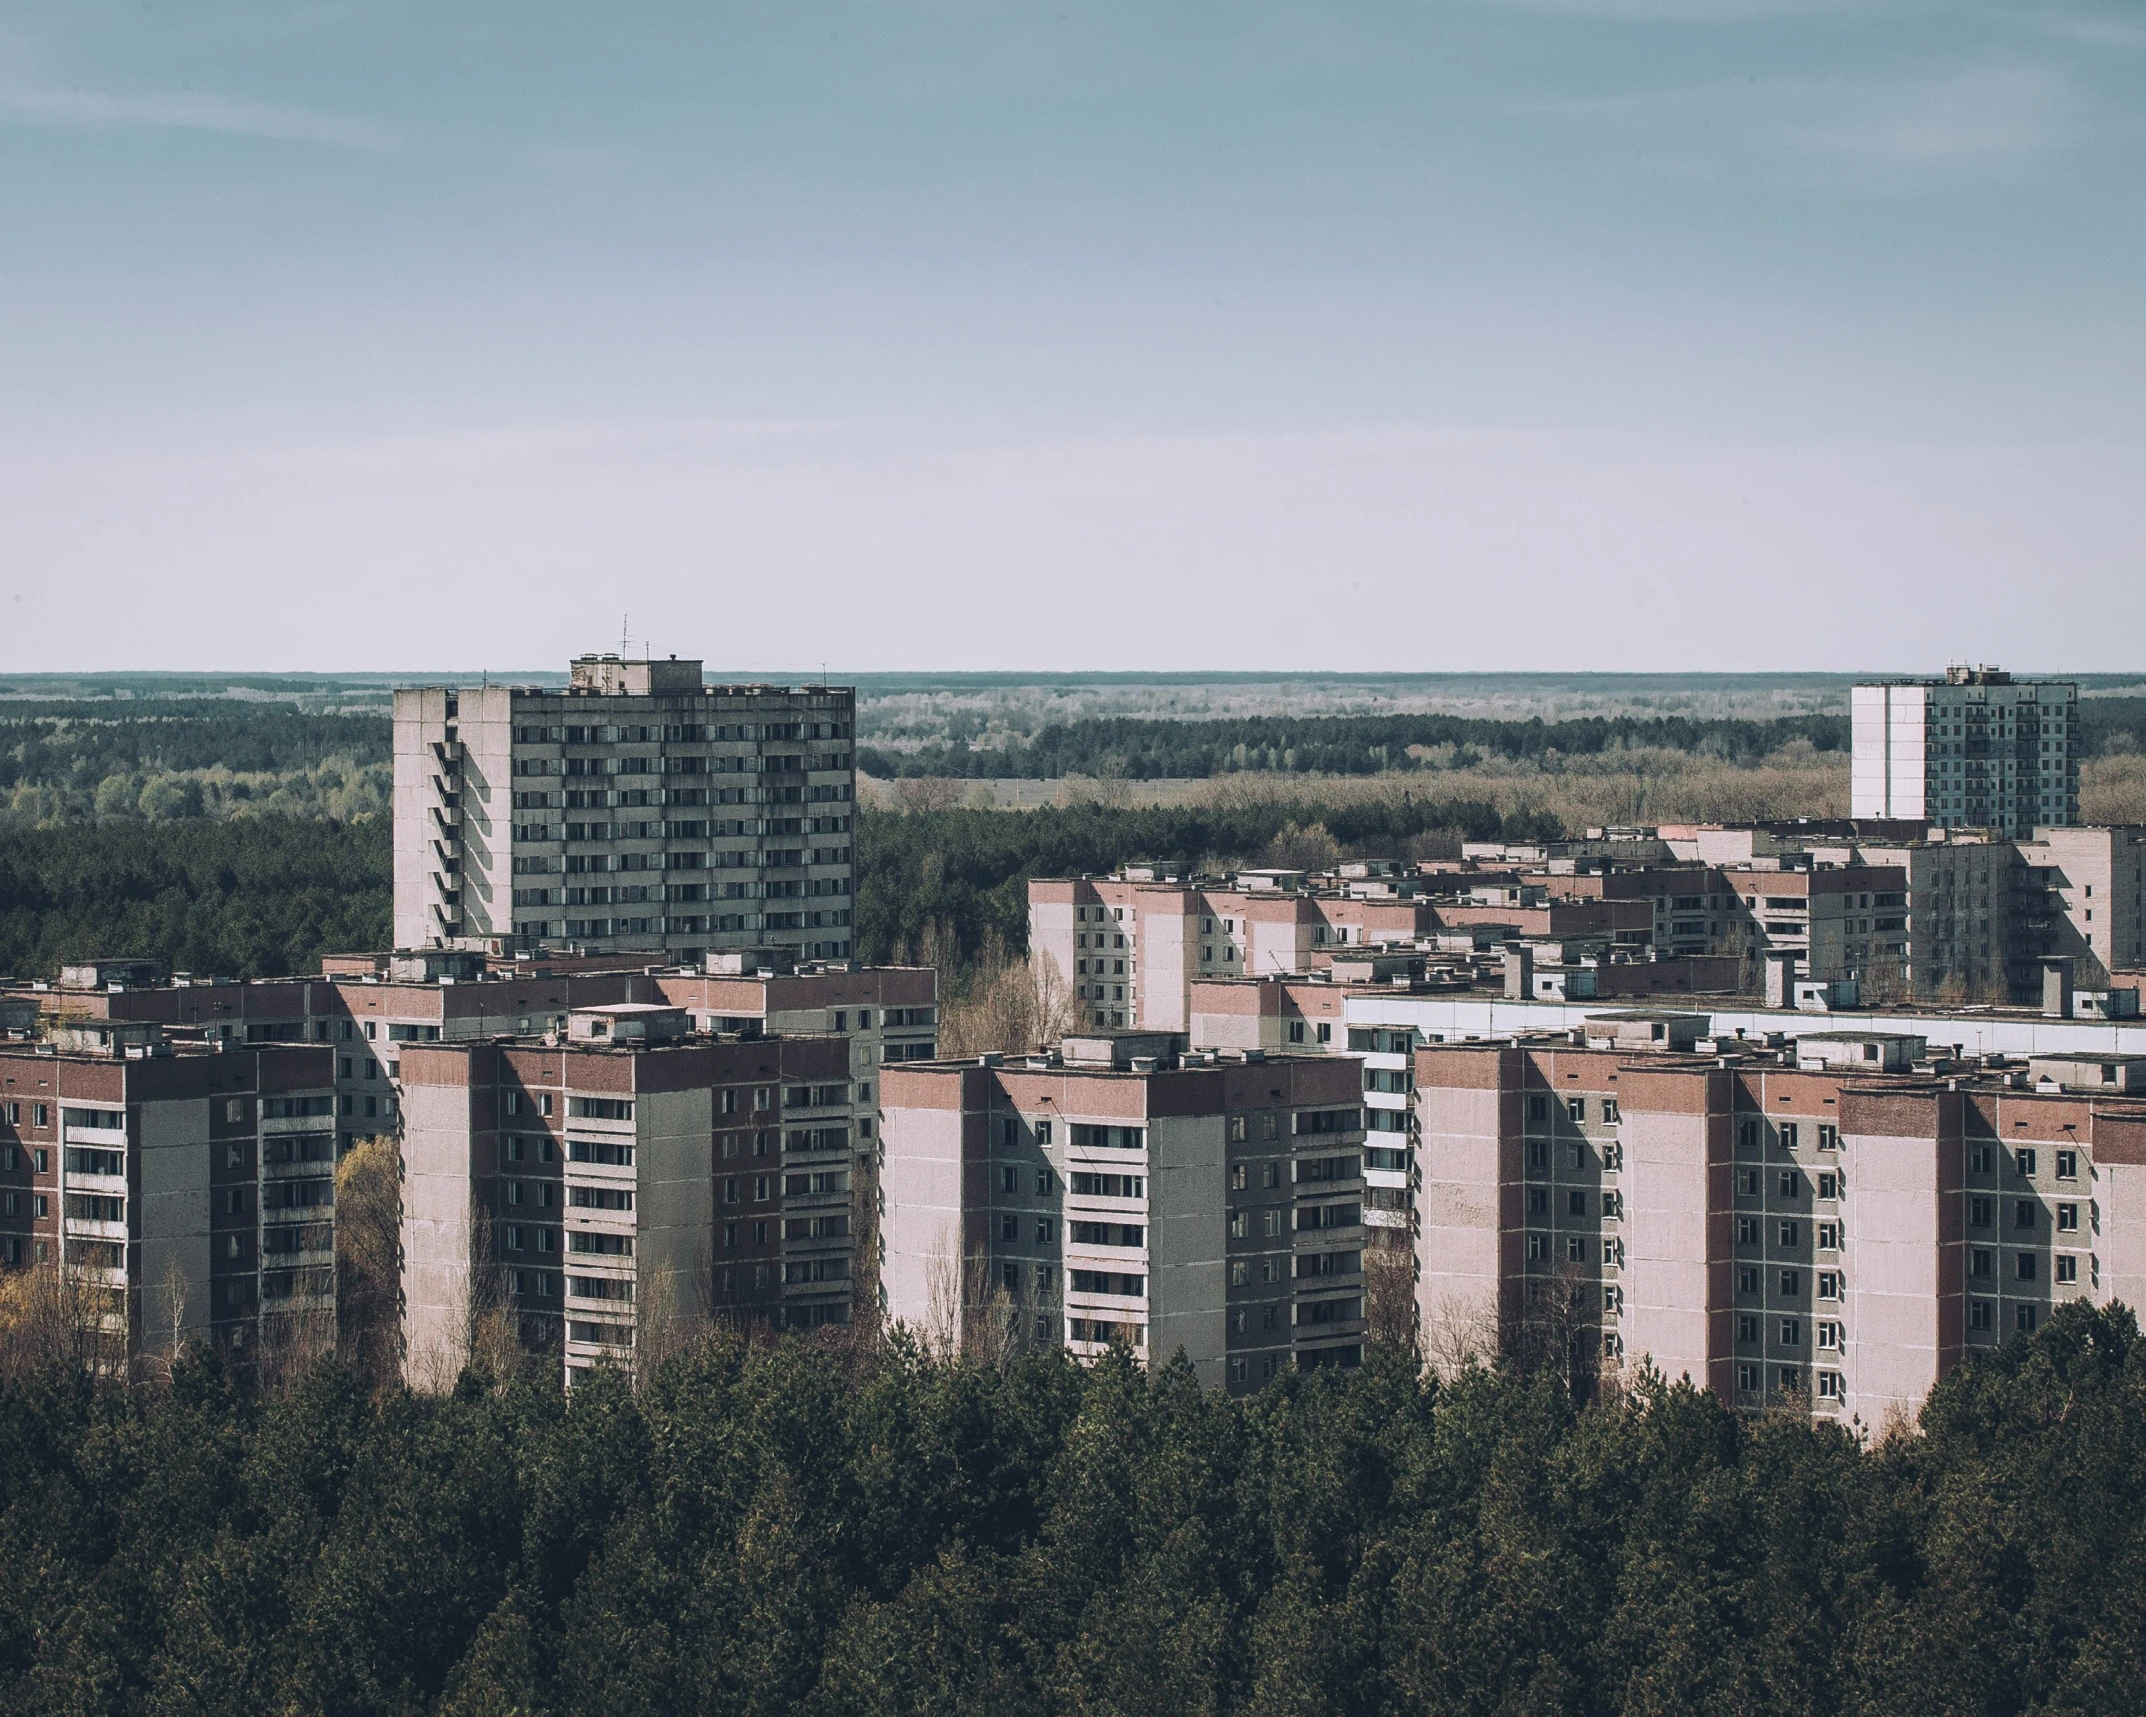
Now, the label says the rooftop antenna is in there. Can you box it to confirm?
[621,613,630,658]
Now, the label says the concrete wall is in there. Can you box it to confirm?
[1416,1048,1516,1367]
[1620,1067,1729,1394]
[1843,1089,1962,1432]
[136,1095,213,1346]
[1148,1112,1226,1386]
[629,1085,714,1346]
[879,1075,974,1349]
[401,1077,478,1389]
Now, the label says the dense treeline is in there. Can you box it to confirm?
[862,699,2146,780]
[0,817,390,978]
[0,703,391,825]
[860,711,1858,779]
[0,704,391,782]
[0,1304,2141,1714]
[0,799,1532,981]
[853,798,1554,970]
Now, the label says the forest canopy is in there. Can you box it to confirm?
[0,1303,2141,1715]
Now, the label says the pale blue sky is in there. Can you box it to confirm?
[2,1,2142,673]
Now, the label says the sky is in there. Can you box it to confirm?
[2,0,2142,675]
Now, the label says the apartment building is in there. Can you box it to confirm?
[1415,1018,2146,1428]
[394,654,857,962]
[879,1033,1370,1390]
[2013,826,2146,984]
[13,950,935,1159]
[1029,871,1440,1033]
[398,1008,862,1385]
[0,1026,336,1362]
[1852,667,2078,834]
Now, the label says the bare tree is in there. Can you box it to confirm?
[0,1262,119,1383]
[936,933,1081,1060]
[634,1265,700,1386]
[158,1251,191,1378]
[1422,1290,1501,1383]
[921,1226,967,1360]
[335,1136,403,1393]
[894,776,962,815]
[1362,1239,1421,1363]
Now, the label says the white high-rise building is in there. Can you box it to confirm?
[394,655,858,961]
[1852,667,2077,836]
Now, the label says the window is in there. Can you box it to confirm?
[1969,1196,1993,1228]
[2055,1149,2078,1180]
[1816,1371,1843,1400]
[1229,1261,1249,1287]
[2015,1147,2037,1177]
[1970,1143,1992,1174]
[2015,1304,2038,1334]
[1036,1168,1053,1196]
[1779,1318,1802,1346]
[1778,1170,1800,1198]
[1738,1266,1759,1294]
[1526,1233,1548,1262]
[1817,1270,1843,1300]
[2057,1203,2079,1232]
[1779,1269,1802,1297]
[1737,1314,1759,1344]
[1737,1363,1760,1393]
[1567,1191,1586,1217]
[1777,1368,1803,1394]
[1566,1236,1585,1262]
[1779,1124,1799,1151]
[1000,1165,1018,1194]
[1817,1172,1839,1200]
[1969,1299,1993,1331]
[1229,1165,1247,1192]
[1527,1095,1547,1122]
[2056,1254,2079,1284]
[1602,1098,1619,1124]
[1738,1119,1760,1151]
[1528,1188,1548,1215]
[2014,1200,2037,1230]
[1817,1222,1841,1250]
[2014,1252,2037,1282]
[1567,1097,1586,1123]
[1779,1221,1800,1248]
[1738,1169,1761,1197]
[1817,1321,1842,1350]
[1527,1140,1548,1170]
[1817,1125,1839,1151]
[1737,1216,1759,1246]
[1970,1248,1992,1279]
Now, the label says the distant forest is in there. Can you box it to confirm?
[7,698,2146,821]
[861,699,2146,779]
[0,703,389,825]
[0,799,1540,982]
[1,1304,2141,1715]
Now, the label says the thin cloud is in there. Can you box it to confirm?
[0,82,392,149]
[1995,9,2146,51]
[1515,63,2093,168]
[1468,0,1907,20]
